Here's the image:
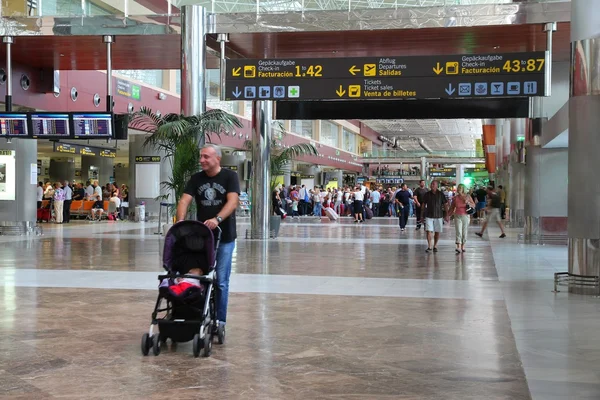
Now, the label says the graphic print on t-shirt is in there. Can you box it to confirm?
[197,182,227,207]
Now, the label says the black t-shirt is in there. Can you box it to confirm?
[414,187,428,204]
[476,189,487,202]
[395,190,411,206]
[73,188,85,200]
[423,190,447,219]
[489,192,501,209]
[184,168,240,243]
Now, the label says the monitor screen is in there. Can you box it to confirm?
[0,113,28,137]
[30,113,71,138]
[72,113,113,138]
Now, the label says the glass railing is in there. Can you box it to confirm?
[2,0,566,17]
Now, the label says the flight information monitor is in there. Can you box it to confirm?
[0,113,28,137]
[71,113,113,138]
[29,113,71,138]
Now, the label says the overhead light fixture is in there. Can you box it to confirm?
[157,93,167,100]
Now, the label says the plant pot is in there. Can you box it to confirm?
[269,216,281,238]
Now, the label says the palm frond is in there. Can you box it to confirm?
[129,108,164,133]
[138,108,241,205]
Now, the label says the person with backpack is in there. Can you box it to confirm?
[475,186,507,239]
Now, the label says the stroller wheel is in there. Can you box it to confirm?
[217,325,226,345]
[152,334,161,356]
[141,333,151,356]
[202,334,212,358]
[192,334,201,358]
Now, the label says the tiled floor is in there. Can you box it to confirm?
[0,216,597,399]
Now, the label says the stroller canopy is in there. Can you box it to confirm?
[163,220,215,275]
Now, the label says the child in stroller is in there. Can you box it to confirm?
[141,220,225,358]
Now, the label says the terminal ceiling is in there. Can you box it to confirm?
[363,119,482,153]
[0,23,569,70]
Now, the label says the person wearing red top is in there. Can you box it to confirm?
[449,183,476,254]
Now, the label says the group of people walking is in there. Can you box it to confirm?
[418,180,506,254]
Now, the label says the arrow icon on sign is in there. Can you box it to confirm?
[433,63,444,75]
[232,67,241,77]
[445,83,455,95]
[232,87,241,98]
[336,85,346,97]
[349,65,361,75]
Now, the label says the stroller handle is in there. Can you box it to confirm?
[213,226,222,251]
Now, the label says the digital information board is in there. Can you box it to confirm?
[30,113,70,138]
[0,113,28,136]
[72,113,113,138]
[224,52,547,101]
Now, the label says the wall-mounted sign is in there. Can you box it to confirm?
[54,142,116,158]
[55,143,77,154]
[100,149,116,158]
[0,150,16,200]
[224,52,547,101]
[223,165,238,171]
[135,156,161,163]
[290,171,301,177]
[429,167,456,177]
[300,174,315,179]
[465,168,487,173]
[116,79,141,101]
[80,147,97,156]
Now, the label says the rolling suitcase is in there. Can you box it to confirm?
[365,206,373,220]
[37,207,51,222]
[324,207,339,221]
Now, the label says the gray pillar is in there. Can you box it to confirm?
[568,0,600,291]
[250,101,272,239]
[81,156,113,186]
[49,159,75,183]
[420,157,427,181]
[221,152,246,193]
[181,5,207,122]
[509,119,526,227]
[0,140,37,233]
[456,164,464,186]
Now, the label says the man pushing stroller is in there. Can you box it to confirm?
[176,144,240,336]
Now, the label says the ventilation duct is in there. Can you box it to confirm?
[378,135,432,154]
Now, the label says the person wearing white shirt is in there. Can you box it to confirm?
[85,181,94,199]
[353,186,364,223]
[298,185,309,216]
[90,181,104,221]
[371,189,381,217]
[312,187,322,219]
[63,181,73,223]
[334,189,343,215]
[36,182,44,208]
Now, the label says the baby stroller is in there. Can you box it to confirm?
[141,220,224,358]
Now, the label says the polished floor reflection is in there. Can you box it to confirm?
[0,217,597,399]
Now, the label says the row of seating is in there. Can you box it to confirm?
[41,200,114,219]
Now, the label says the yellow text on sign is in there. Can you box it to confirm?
[363,64,376,76]
[349,85,361,97]
[243,66,256,78]
[502,59,545,73]
[445,62,459,75]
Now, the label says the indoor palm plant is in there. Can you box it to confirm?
[130,107,243,210]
